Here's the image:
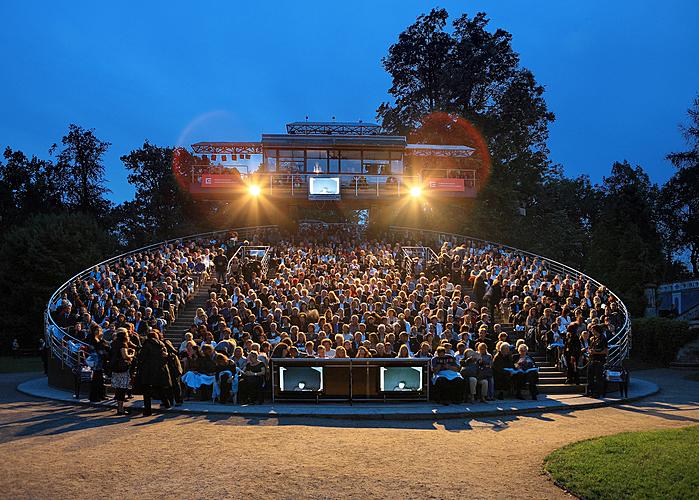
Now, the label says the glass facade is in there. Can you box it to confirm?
[340,150,362,173]
[264,148,403,175]
[306,150,327,174]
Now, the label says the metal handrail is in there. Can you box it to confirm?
[387,226,632,367]
[45,225,280,367]
[226,245,272,279]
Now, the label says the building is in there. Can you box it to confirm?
[186,121,481,208]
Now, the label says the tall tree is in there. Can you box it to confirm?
[378,9,556,247]
[115,142,203,245]
[585,161,664,315]
[0,147,67,228]
[659,95,699,275]
[51,124,112,217]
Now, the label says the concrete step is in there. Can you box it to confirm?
[538,383,586,394]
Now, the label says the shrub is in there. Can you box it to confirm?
[631,317,696,364]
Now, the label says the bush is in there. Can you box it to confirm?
[631,317,696,364]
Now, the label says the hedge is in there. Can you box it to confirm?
[631,317,696,364]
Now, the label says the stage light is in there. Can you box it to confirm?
[410,186,422,198]
[248,184,261,197]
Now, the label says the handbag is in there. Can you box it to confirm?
[80,366,93,382]
[111,351,131,373]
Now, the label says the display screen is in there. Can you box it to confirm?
[279,366,324,392]
[379,366,423,392]
[309,177,340,195]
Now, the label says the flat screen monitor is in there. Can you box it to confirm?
[379,366,423,392]
[309,177,340,196]
[279,366,324,392]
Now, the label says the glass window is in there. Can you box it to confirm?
[264,149,277,172]
[340,150,362,174]
[306,150,327,174]
[329,150,340,173]
[278,150,304,173]
[389,151,403,175]
[363,150,390,175]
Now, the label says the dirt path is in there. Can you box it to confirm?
[0,369,697,499]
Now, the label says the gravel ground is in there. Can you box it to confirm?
[0,369,697,499]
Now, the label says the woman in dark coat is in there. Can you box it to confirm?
[87,325,110,402]
[492,342,514,400]
[564,322,582,384]
[135,329,172,416]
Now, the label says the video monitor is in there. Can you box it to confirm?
[309,177,340,196]
[279,366,324,392]
[379,366,423,392]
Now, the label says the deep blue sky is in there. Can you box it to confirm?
[1,1,697,203]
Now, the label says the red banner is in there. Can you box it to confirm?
[200,174,243,188]
[426,178,465,192]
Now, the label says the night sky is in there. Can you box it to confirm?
[1,0,697,202]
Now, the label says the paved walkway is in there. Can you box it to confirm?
[0,369,697,499]
[18,376,658,419]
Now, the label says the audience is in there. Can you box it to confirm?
[49,225,626,412]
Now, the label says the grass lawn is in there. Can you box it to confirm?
[0,356,44,373]
[544,426,699,499]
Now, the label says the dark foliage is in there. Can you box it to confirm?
[631,318,695,365]
[0,213,117,349]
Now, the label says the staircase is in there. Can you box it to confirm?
[500,323,585,395]
[164,278,213,345]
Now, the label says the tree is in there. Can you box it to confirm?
[585,161,665,315]
[378,9,556,248]
[115,142,212,246]
[51,124,112,218]
[659,95,699,275]
[0,213,117,349]
[0,147,67,228]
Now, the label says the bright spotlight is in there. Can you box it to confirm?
[248,184,261,197]
[410,186,422,198]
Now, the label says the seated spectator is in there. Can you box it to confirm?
[238,351,266,404]
[431,346,464,404]
[511,344,539,400]
[493,342,513,400]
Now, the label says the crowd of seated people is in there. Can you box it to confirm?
[173,225,623,404]
[49,224,624,411]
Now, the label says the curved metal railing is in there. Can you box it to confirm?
[44,225,280,370]
[387,226,631,367]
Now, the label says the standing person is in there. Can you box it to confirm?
[586,325,608,398]
[213,248,229,284]
[38,337,49,375]
[110,328,135,416]
[135,329,172,416]
[564,322,582,385]
[160,331,184,406]
[87,325,109,402]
